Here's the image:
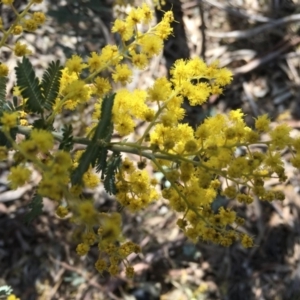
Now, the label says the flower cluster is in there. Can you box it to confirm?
[0,0,45,59]
[73,210,140,277]
[116,157,159,211]
[0,2,299,281]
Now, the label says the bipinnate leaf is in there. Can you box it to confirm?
[0,85,19,114]
[24,194,43,224]
[41,60,63,110]
[0,78,17,147]
[91,93,115,143]
[96,147,108,174]
[0,76,7,107]
[71,93,115,185]
[103,152,122,195]
[71,144,101,186]
[0,130,17,147]
[59,124,74,151]
[15,57,44,113]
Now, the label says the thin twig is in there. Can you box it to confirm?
[242,82,260,117]
[199,1,206,60]
[233,37,300,74]
[195,0,272,23]
[48,255,106,292]
[207,14,300,39]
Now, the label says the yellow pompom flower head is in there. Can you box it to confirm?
[1,2,299,281]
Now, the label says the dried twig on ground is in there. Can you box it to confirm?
[207,14,300,39]
[195,0,272,23]
[199,1,206,60]
[233,36,300,74]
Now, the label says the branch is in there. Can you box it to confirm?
[2,125,198,165]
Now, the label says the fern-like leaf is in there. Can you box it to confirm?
[59,124,74,151]
[2,100,15,112]
[32,118,47,129]
[0,130,16,147]
[71,93,115,185]
[71,143,100,185]
[96,147,108,174]
[41,60,63,111]
[0,76,7,108]
[91,93,115,142]
[93,95,114,173]
[15,57,44,113]
[103,152,122,195]
[24,194,43,224]
[0,78,17,147]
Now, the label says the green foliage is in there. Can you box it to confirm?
[24,194,44,224]
[71,144,101,186]
[0,77,17,147]
[95,146,108,174]
[2,101,15,112]
[15,57,44,114]
[59,124,74,152]
[0,129,17,148]
[15,58,62,114]
[91,93,115,143]
[103,152,122,195]
[0,76,6,107]
[41,60,63,111]
[32,118,48,129]
[0,80,22,115]
[71,93,115,185]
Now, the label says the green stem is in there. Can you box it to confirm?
[0,1,34,49]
